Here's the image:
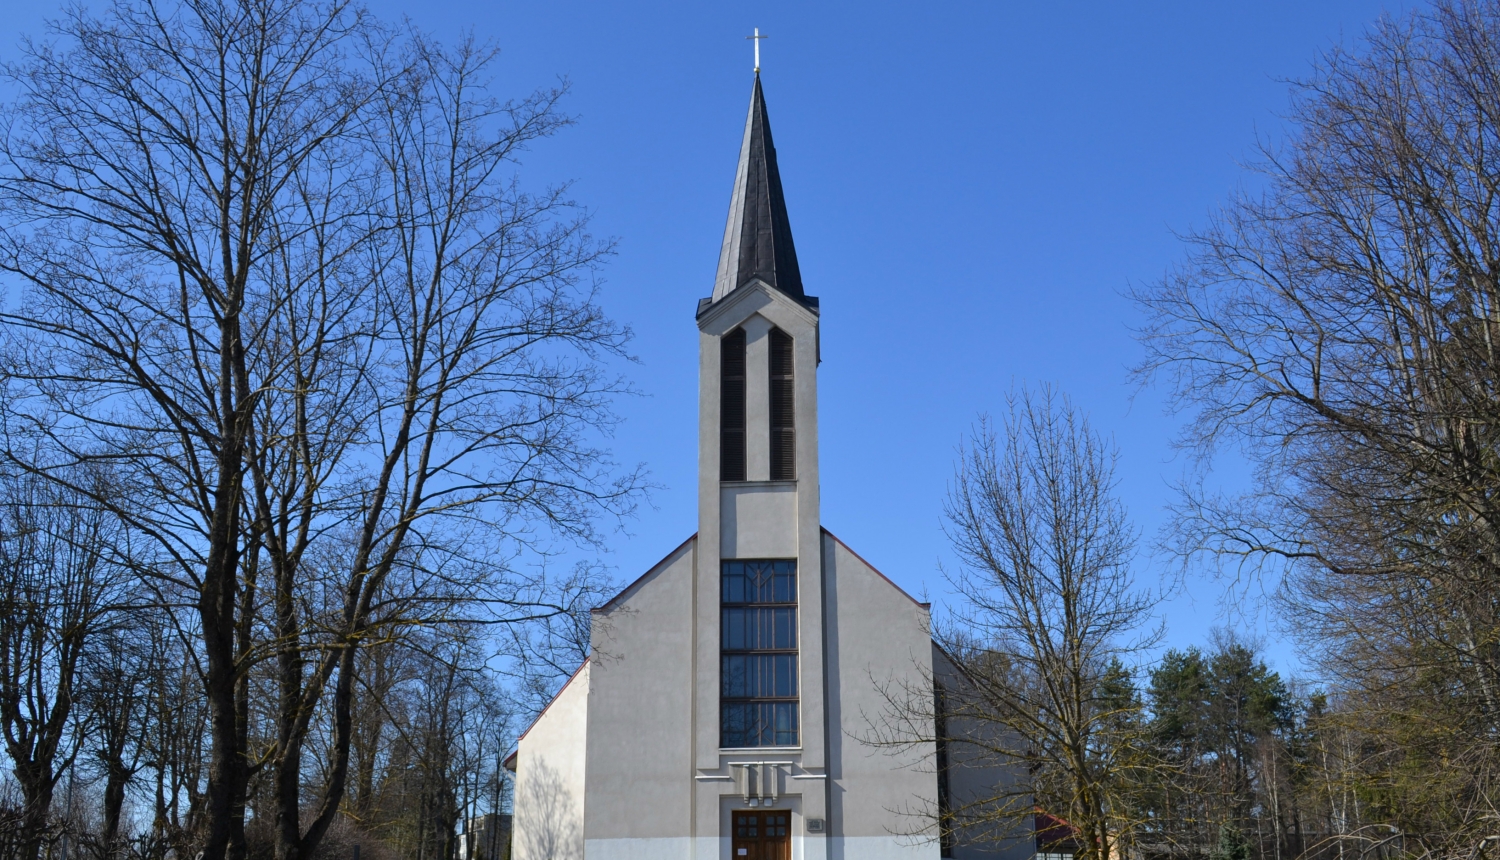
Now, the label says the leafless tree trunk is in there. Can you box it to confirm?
[139,615,209,860]
[0,1,373,854]
[349,641,397,826]
[246,30,635,860]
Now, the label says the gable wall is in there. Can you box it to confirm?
[583,536,698,856]
[821,532,942,859]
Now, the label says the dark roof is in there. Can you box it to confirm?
[1035,810,1083,853]
[710,74,809,307]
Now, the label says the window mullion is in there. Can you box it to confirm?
[720,559,800,747]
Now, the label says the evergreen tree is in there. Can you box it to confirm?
[1210,824,1252,860]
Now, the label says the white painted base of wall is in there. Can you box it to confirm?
[585,837,691,858]
[827,836,941,860]
[580,834,936,859]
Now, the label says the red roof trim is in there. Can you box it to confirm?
[505,656,590,767]
[591,533,697,614]
[1034,809,1082,850]
[821,528,928,609]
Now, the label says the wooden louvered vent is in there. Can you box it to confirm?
[721,328,747,481]
[769,329,795,480]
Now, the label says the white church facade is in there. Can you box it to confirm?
[504,73,1028,860]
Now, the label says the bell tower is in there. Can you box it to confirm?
[691,71,830,826]
[507,59,1014,860]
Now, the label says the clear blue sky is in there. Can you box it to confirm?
[0,1,1413,681]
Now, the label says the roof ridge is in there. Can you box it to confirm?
[591,533,697,614]
[821,527,931,609]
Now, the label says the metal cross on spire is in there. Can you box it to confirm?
[746,27,767,73]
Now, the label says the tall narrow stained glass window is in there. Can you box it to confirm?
[721,328,747,481]
[768,328,795,480]
[720,560,798,747]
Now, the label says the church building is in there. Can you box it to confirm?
[504,71,1027,860]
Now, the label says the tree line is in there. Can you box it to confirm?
[0,550,558,860]
[0,0,637,858]
[1124,639,1379,860]
[903,3,1500,860]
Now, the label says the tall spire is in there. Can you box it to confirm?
[711,75,806,304]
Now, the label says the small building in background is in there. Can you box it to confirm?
[1034,811,1083,860]
[457,813,511,860]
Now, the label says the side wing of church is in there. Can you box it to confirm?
[505,73,1029,860]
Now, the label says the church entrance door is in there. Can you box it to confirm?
[732,809,791,860]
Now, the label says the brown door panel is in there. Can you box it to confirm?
[732,810,791,860]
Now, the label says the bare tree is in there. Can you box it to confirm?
[1133,0,1500,847]
[0,2,640,858]
[495,561,608,715]
[80,624,155,858]
[139,614,209,859]
[936,387,1159,860]
[0,2,377,854]
[245,30,636,860]
[0,473,122,860]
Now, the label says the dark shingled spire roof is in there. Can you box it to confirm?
[711,74,807,305]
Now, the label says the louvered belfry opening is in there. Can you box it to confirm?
[769,328,795,481]
[721,328,748,481]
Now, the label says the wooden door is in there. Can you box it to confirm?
[731,810,792,860]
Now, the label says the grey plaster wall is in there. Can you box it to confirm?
[742,313,773,481]
[720,483,797,558]
[583,537,698,842]
[821,532,942,859]
[933,647,1035,860]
